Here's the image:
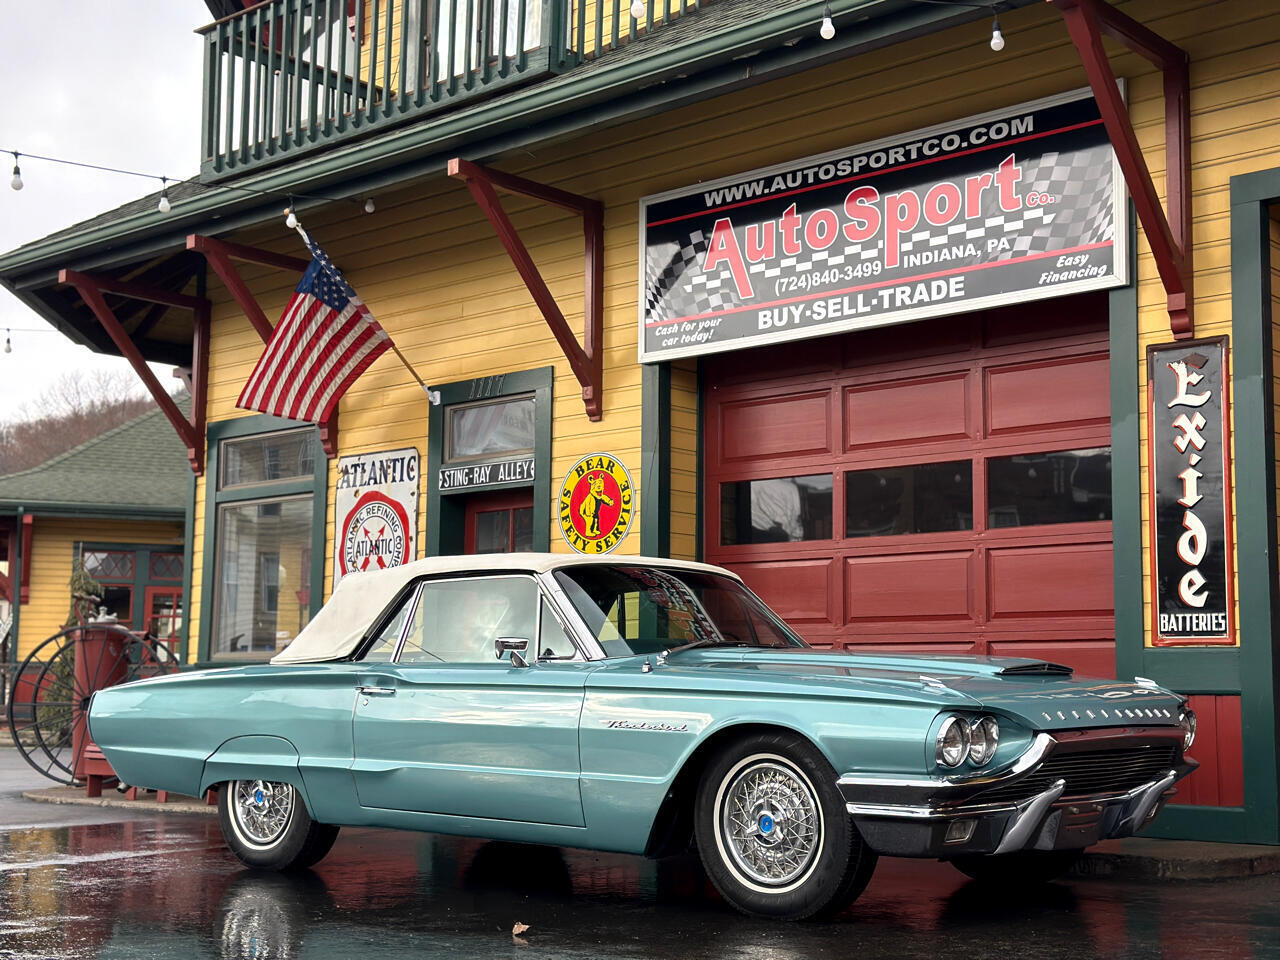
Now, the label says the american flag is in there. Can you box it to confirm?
[237,234,391,422]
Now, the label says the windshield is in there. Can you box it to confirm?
[553,566,808,657]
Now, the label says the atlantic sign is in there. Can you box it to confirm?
[1148,339,1234,646]
[333,447,419,585]
[638,87,1128,362]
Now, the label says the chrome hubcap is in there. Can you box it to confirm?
[721,761,820,886]
[233,780,294,846]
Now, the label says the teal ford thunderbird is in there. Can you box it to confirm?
[88,554,1196,920]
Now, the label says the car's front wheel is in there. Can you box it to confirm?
[217,779,339,870]
[950,849,1083,885]
[694,732,877,920]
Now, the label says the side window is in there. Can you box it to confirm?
[361,586,419,661]
[398,576,538,664]
[538,598,577,660]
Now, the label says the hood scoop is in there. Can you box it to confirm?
[996,661,1073,677]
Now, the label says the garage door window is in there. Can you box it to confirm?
[845,461,973,537]
[720,474,833,545]
[987,447,1112,528]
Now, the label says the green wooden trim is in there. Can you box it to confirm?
[197,417,327,663]
[0,502,185,520]
[1142,805,1254,844]
[641,362,671,558]
[1137,649,1240,694]
[695,359,705,563]
[425,367,554,556]
[1110,209,1143,685]
[1226,169,1280,844]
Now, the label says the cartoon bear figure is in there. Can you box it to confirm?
[578,472,616,537]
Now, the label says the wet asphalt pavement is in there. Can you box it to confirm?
[3,749,1280,960]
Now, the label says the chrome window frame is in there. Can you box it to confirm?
[359,572,590,665]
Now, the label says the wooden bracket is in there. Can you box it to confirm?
[448,158,604,421]
[59,270,210,475]
[186,234,341,456]
[1050,0,1193,338]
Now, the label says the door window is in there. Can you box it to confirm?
[361,586,420,662]
[398,576,538,664]
[537,597,578,660]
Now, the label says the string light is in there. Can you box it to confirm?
[990,14,1005,51]
[3,330,10,354]
[285,206,299,230]
[909,1,1008,52]
[630,0,645,20]
[1,148,379,216]
[819,2,835,40]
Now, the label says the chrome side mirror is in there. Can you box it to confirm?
[495,637,530,668]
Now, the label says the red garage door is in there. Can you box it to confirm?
[703,294,1115,679]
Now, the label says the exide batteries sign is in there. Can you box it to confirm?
[638,87,1128,362]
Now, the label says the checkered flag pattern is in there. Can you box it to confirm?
[643,143,1117,325]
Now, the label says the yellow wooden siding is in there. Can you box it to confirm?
[670,358,698,561]
[16,518,184,660]
[186,0,1275,657]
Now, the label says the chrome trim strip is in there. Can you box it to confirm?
[993,778,1065,854]
[837,733,1054,796]
[845,799,1020,821]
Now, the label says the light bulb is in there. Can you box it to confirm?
[286,209,298,229]
[157,179,172,214]
[364,198,375,214]
[3,332,10,354]
[9,160,21,191]
[630,0,644,19]
[820,11,835,40]
[990,17,1005,52]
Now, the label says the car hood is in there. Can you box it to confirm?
[639,647,1185,730]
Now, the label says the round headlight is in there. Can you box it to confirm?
[969,715,1000,766]
[1179,708,1196,751]
[936,716,971,768]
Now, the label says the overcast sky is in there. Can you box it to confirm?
[0,3,205,419]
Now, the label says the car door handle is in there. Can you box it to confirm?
[357,686,396,696]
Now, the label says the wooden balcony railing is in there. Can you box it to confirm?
[198,0,697,178]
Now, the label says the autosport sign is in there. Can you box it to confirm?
[334,447,419,583]
[638,87,1128,362]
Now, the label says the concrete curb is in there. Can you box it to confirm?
[1074,838,1280,881]
[22,787,217,817]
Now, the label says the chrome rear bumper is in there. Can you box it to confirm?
[838,726,1196,858]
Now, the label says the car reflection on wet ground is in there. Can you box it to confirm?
[2,812,1280,960]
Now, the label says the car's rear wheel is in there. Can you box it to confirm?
[217,779,339,870]
[694,732,877,920]
[950,849,1083,885]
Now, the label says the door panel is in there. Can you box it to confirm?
[351,663,589,825]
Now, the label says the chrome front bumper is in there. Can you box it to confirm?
[838,726,1197,858]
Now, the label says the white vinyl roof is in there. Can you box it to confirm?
[271,553,735,664]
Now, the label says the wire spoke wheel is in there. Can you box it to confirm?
[720,759,822,887]
[231,780,297,847]
[5,624,178,785]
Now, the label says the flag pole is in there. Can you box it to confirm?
[289,210,434,400]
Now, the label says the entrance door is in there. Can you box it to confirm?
[703,296,1116,678]
[351,574,586,826]
[465,489,535,553]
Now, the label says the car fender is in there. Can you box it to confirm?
[200,735,309,808]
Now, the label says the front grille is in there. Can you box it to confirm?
[972,744,1179,805]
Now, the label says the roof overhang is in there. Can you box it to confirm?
[0,0,1036,364]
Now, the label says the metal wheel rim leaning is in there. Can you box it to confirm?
[719,759,822,887]
[232,780,296,847]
